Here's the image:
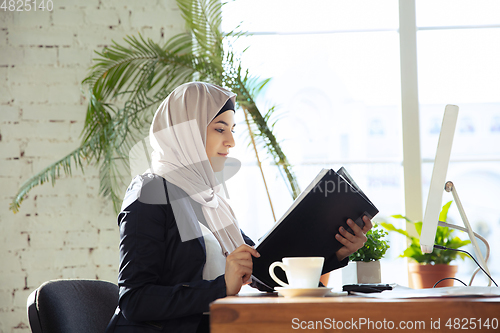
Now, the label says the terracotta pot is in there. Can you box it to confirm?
[320,272,330,286]
[408,263,458,288]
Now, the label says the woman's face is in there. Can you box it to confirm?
[206,110,236,172]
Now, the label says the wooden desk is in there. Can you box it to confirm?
[211,293,500,332]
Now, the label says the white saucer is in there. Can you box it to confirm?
[275,287,332,298]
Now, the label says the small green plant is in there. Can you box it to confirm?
[349,224,390,262]
[380,201,471,265]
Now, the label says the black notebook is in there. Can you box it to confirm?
[251,167,379,290]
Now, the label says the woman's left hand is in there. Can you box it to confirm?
[335,216,373,261]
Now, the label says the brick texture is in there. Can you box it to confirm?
[0,2,184,332]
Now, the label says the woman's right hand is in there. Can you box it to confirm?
[224,244,260,296]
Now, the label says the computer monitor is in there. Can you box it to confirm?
[420,104,459,253]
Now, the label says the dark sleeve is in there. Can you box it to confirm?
[324,255,349,273]
[330,257,349,271]
[117,200,227,322]
[241,230,255,247]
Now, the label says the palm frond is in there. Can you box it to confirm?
[177,0,225,62]
[12,0,301,213]
[224,58,301,199]
[98,140,127,214]
[10,139,94,213]
[76,30,224,210]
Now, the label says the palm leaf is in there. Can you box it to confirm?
[438,200,453,222]
[390,214,412,222]
[77,32,220,207]
[10,137,95,213]
[177,0,224,61]
[11,0,301,213]
[379,222,417,242]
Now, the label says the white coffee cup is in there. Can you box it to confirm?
[269,257,325,289]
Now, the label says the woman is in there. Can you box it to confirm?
[105,82,372,333]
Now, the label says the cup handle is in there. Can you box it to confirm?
[269,262,289,287]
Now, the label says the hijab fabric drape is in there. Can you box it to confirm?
[149,82,244,256]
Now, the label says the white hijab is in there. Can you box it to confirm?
[149,82,244,256]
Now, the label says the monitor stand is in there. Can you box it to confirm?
[441,181,492,286]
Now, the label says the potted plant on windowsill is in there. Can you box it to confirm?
[380,201,471,288]
[342,224,390,284]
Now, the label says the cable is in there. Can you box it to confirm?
[433,245,498,287]
[433,277,467,288]
[438,221,490,286]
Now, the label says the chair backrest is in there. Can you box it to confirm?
[27,279,119,333]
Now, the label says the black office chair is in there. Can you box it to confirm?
[27,279,119,333]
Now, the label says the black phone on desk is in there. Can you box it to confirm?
[342,284,393,294]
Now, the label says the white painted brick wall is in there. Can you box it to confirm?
[0,1,184,332]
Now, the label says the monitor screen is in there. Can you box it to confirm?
[420,105,459,253]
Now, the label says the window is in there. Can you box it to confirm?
[416,0,500,286]
[223,0,500,288]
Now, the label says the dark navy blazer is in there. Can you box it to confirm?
[105,174,347,332]
[105,174,257,333]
